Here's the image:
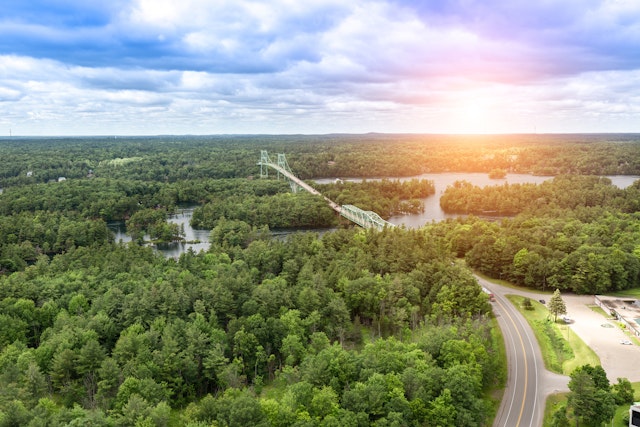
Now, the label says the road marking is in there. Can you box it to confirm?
[498,303,519,424]
[495,295,529,427]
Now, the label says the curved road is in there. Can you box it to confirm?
[476,276,569,427]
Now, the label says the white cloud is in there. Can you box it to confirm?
[0,1,639,134]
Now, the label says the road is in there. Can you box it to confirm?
[476,276,569,427]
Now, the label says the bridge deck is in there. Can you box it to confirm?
[259,161,342,213]
[259,153,394,230]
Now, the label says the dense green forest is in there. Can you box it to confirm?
[190,179,433,230]
[436,175,640,294]
[0,227,497,426]
[1,134,640,426]
[2,134,640,188]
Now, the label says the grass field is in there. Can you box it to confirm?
[610,288,640,299]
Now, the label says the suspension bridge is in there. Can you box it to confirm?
[258,150,394,230]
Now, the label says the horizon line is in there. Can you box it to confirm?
[2,131,640,139]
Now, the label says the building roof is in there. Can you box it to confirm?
[596,295,640,332]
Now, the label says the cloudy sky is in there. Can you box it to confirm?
[1,0,639,135]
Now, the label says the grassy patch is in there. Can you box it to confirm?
[613,403,630,425]
[561,325,600,374]
[543,392,569,427]
[609,288,640,299]
[507,295,600,374]
[507,295,575,374]
[483,316,508,421]
[587,304,611,318]
[472,270,554,295]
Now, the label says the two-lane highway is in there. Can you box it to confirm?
[476,276,569,427]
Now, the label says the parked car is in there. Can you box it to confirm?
[620,339,633,345]
[539,299,545,304]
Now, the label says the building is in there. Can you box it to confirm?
[629,404,640,427]
[595,296,640,337]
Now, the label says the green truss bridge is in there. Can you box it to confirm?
[258,150,394,231]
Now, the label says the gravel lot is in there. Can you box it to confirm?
[562,294,640,382]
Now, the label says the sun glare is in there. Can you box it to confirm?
[459,99,492,132]
[445,97,502,134]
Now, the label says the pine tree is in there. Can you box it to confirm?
[548,289,567,322]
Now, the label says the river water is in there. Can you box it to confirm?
[108,174,640,257]
[315,173,640,228]
[108,208,210,258]
[315,173,554,228]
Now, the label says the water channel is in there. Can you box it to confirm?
[108,173,640,258]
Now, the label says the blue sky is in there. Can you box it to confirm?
[1,0,639,135]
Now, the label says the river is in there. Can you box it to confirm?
[108,173,640,258]
[108,207,210,258]
[315,172,554,227]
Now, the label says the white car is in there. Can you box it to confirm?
[620,339,633,345]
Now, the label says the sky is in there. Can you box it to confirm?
[1,0,639,136]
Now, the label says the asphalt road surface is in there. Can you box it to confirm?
[476,276,569,427]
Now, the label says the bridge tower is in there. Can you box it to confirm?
[259,150,272,179]
[277,153,299,193]
[258,150,300,193]
[257,150,394,230]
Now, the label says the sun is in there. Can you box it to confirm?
[459,99,494,133]
[443,95,502,134]
[428,83,519,134]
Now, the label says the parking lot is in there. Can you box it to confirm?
[552,294,640,382]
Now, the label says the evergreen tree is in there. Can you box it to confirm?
[548,289,567,322]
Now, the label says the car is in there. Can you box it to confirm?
[620,339,633,345]
[539,299,545,304]
[562,316,571,323]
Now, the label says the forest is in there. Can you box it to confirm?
[436,175,640,294]
[2,134,640,188]
[1,133,640,426]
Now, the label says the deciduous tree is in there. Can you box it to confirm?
[567,365,616,427]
